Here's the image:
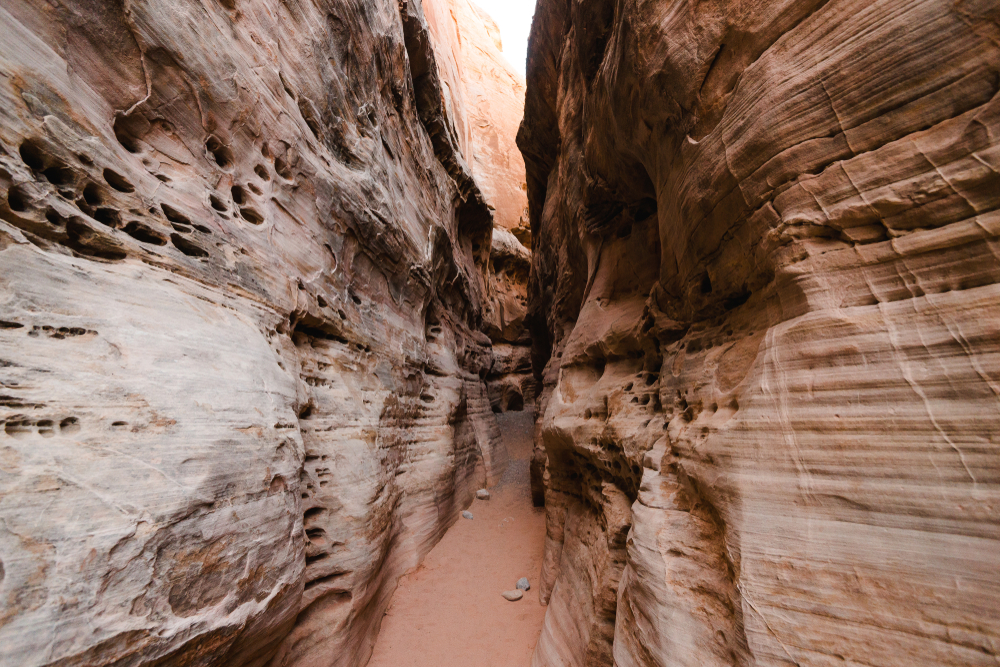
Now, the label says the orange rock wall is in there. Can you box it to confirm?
[423,0,535,413]
[425,0,528,239]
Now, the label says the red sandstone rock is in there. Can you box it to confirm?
[519,0,1000,665]
[422,0,535,415]
[425,0,529,240]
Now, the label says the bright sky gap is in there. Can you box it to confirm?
[472,0,536,77]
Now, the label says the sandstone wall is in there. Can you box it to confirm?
[0,0,508,665]
[425,0,529,241]
[425,0,535,415]
[518,0,1000,664]
[486,226,534,413]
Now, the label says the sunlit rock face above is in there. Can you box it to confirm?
[518,0,1000,665]
[421,0,535,415]
[0,0,511,665]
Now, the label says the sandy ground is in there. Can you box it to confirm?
[367,409,547,667]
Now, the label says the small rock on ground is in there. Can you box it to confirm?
[476,489,491,500]
[501,590,523,601]
[516,577,530,591]
[462,511,474,520]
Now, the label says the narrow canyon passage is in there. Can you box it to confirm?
[367,409,546,667]
[3,0,999,665]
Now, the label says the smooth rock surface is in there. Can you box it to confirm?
[516,577,530,591]
[518,0,1000,665]
[425,0,529,241]
[477,489,491,500]
[462,511,475,520]
[0,0,514,665]
[501,590,523,602]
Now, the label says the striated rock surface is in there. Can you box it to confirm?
[0,0,513,665]
[519,0,1000,665]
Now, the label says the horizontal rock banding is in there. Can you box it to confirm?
[518,0,1000,665]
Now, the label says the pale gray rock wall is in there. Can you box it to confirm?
[0,0,506,665]
[519,0,1000,665]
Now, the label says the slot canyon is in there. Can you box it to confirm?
[0,1,998,666]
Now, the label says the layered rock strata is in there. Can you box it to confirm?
[519,0,1000,665]
[0,0,510,665]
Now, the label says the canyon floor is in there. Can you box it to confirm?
[367,409,546,667]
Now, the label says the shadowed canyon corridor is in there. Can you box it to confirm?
[0,0,999,666]
[367,410,547,667]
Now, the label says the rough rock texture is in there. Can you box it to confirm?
[423,0,535,417]
[486,226,534,413]
[0,0,512,665]
[519,0,1000,665]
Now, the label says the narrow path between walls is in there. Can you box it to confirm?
[367,409,546,666]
